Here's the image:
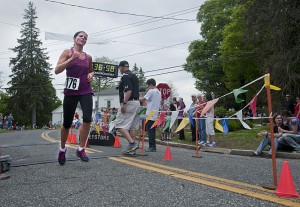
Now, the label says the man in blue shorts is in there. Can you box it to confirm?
[115,61,140,155]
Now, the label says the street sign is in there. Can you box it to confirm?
[157,83,171,99]
[92,62,118,78]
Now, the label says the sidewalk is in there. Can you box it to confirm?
[142,138,300,159]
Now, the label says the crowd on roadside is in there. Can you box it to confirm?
[157,93,216,148]
[0,113,15,130]
[253,94,300,156]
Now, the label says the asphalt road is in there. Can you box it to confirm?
[1,129,300,207]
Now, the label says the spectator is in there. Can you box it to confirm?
[139,78,161,152]
[177,97,186,140]
[253,113,292,156]
[6,114,13,130]
[189,94,197,142]
[278,110,300,152]
[196,94,207,146]
[170,97,178,112]
[204,93,216,147]
[281,94,295,114]
[0,113,3,129]
[294,95,300,120]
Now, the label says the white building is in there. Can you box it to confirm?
[51,88,119,125]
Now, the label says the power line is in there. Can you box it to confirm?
[44,0,197,21]
[113,40,194,59]
[0,7,198,56]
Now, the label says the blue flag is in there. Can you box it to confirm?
[222,119,229,134]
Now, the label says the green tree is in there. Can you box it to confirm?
[92,56,119,91]
[0,92,10,116]
[185,0,242,97]
[132,63,146,90]
[244,0,300,110]
[220,2,260,105]
[7,2,61,127]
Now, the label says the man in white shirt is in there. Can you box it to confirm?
[140,78,161,152]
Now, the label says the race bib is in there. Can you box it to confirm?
[65,77,80,90]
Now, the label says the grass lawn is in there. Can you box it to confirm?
[155,124,271,151]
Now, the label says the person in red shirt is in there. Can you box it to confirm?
[294,96,300,120]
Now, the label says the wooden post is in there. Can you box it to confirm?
[265,72,277,187]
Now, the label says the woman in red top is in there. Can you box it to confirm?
[294,96,300,120]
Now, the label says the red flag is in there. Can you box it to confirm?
[249,96,257,117]
[157,112,166,127]
[102,125,106,135]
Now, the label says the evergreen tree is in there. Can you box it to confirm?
[7,2,61,127]
[132,63,146,89]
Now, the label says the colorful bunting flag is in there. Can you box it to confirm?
[138,108,147,115]
[109,121,116,133]
[235,110,251,129]
[201,98,219,117]
[233,88,248,103]
[175,118,189,133]
[215,119,224,132]
[249,95,257,117]
[102,125,106,135]
[170,111,179,129]
[157,112,166,127]
[162,119,171,131]
[222,119,229,134]
[103,114,108,125]
[270,85,281,91]
[264,74,281,90]
[95,125,100,135]
[145,110,155,123]
[109,114,116,122]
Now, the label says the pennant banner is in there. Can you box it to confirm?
[175,118,190,133]
[201,98,219,117]
[145,110,155,123]
[109,121,116,133]
[249,95,257,117]
[163,119,171,131]
[102,125,106,135]
[222,119,229,134]
[215,119,224,132]
[157,112,166,127]
[233,88,248,103]
[45,31,109,45]
[151,119,160,129]
[138,108,146,115]
[270,85,281,91]
[235,110,251,129]
[95,125,100,135]
[170,111,179,129]
[109,114,116,122]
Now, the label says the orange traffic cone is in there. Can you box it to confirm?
[85,139,90,148]
[114,135,121,148]
[164,146,172,160]
[275,161,299,198]
[71,133,77,144]
[66,133,71,143]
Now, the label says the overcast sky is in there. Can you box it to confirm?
[0,0,205,108]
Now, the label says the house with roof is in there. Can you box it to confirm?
[51,87,119,125]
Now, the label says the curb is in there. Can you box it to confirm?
[142,138,300,159]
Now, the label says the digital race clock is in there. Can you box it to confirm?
[92,62,118,78]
